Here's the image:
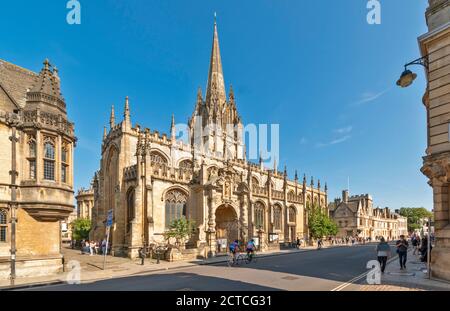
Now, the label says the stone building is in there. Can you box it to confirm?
[89,20,327,259]
[75,186,94,219]
[419,0,450,281]
[0,59,76,279]
[329,190,407,240]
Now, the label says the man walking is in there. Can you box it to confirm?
[396,235,409,270]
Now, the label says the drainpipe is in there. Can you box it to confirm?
[9,112,20,286]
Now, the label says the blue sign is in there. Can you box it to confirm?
[106,209,113,227]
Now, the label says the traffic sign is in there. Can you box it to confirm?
[106,209,113,227]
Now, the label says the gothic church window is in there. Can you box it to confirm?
[179,159,193,171]
[252,177,259,192]
[273,205,282,230]
[254,202,265,230]
[165,189,187,228]
[43,142,55,180]
[126,188,135,232]
[151,152,167,165]
[288,207,296,223]
[0,209,7,242]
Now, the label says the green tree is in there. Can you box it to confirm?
[399,207,433,232]
[165,218,195,248]
[308,205,338,239]
[70,218,91,241]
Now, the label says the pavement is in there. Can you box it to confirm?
[3,242,450,291]
[355,248,450,291]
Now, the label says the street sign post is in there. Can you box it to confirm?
[103,209,113,270]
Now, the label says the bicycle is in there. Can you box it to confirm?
[245,251,258,264]
[227,252,244,267]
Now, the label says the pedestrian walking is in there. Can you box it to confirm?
[412,234,419,255]
[375,237,391,273]
[89,240,95,256]
[396,235,409,270]
[94,241,99,254]
[296,237,301,249]
[101,238,107,254]
[419,234,432,263]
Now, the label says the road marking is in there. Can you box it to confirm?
[331,271,370,291]
[331,255,399,291]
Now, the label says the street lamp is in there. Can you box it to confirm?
[396,56,429,88]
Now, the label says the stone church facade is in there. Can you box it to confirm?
[90,21,327,259]
[0,59,75,279]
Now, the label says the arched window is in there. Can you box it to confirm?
[288,207,296,223]
[165,189,187,228]
[61,144,69,183]
[43,142,55,180]
[179,159,193,170]
[254,202,265,230]
[126,188,135,232]
[28,139,36,180]
[0,209,7,242]
[273,205,282,230]
[150,151,167,165]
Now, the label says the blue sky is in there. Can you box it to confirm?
[0,1,431,210]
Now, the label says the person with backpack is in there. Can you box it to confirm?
[396,235,409,270]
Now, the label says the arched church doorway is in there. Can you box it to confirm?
[215,204,238,253]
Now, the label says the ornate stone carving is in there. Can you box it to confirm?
[165,189,187,203]
[422,154,450,185]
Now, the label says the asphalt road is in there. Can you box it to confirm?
[26,243,397,291]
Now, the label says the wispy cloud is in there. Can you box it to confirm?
[316,135,351,147]
[316,126,353,147]
[353,87,391,106]
[299,137,308,145]
[334,126,353,134]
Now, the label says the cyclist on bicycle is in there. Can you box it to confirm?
[317,238,323,250]
[246,239,256,257]
[229,240,240,261]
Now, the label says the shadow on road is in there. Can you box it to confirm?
[28,272,282,291]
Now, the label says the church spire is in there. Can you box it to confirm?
[171,113,176,141]
[110,105,115,128]
[124,96,130,123]
[205,14,226,108]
